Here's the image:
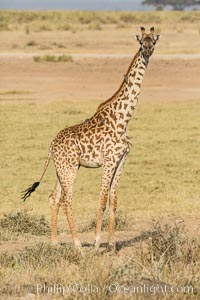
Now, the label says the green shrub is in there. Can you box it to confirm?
[0,210,50,236]
[56,54,73,62]
[147,222,200,269]
[57,23,71,31]
[38,24,52,31]
[0,242,82,269]
[0,22,9,31]
[88,21,102,31]
[33,56,41,62]
[33,54,73,63]
[26,40,37,47]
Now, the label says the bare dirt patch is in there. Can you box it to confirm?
[0,215,199,255]
[0,54,200,104]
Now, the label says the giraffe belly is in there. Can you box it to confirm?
[79,159,102,168]
[79,152,102,168]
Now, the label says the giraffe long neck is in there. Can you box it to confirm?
[118,50,147,123]
[98,50,147,131]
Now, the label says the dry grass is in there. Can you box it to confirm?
[0,99,199,298]
[0,10,200,298]
[0,90,31,95]
[0,99,199,217]
[79,212,135,233]
[0,11,200,32]
[0,11,200,54]
[0,221,199,299]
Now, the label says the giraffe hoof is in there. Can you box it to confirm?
[107,242,116,254]
[94,237,101,251]
[74,239,82,249]
[51,239,58,246]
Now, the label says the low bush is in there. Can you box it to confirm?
[33,54,73,63]
[0,210,50,236]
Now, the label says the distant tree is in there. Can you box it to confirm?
[142,0,200,10]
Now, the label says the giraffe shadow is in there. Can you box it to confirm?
[81,230,155,252]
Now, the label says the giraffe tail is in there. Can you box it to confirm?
[21,145,52,201]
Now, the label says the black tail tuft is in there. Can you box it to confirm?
[21,182,40,201]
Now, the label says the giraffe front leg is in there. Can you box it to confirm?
[108,150,129,251]
[108,190,117,249]
[49,181,61,245]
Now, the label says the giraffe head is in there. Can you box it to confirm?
[136,27,159,63]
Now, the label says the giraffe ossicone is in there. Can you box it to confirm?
[22,27,159,251]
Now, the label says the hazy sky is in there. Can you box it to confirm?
[0,0,150,11]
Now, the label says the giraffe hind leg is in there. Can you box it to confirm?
[108,150,128,251]
[49,180,61,244]
[57,166,81,249]
[94,164,117,251]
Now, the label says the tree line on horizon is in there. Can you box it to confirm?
[142,0,200,10]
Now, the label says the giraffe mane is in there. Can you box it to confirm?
[96,50,140,111]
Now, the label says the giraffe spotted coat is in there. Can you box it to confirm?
[22,27,159,251]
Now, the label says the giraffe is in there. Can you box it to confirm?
[22,27,159,251]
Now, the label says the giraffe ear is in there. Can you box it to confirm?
[135,35,140,41]
[150,26,155,33]
[135,35,142,44]
[140,26,146,38]
[155,34,160,41]
[150,26,155,38]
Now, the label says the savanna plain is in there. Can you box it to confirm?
[0,10,200,299]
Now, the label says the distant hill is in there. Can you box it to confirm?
[0,0,150,11]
